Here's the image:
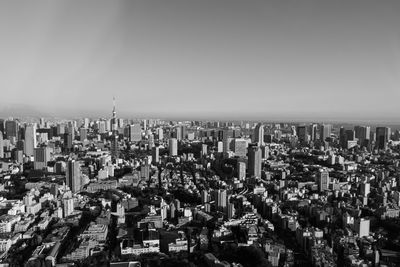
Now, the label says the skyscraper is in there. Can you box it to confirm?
[34,147,51,170]
[355,218,370,238]
[152,146,160,164]
[157,128,164,140]
[318,170,330,192]
[24,124,37,157]
[201,144,208,157]
[320,124,332,141]
[5,120,19,140]
[175,126,182,141]
[253,123,264,146]
[66,160,81,193]
[80,128,88,141]
[234,138,248,158]
[169,138,178,156]
[0,132,3,159]
[237,161,246,180]
[214,189,227,211]
[0,119,4,135]
[248,144,262,178]
[64,133,73,152]
[129,124,142,142]
[297,125,308,143]
[376,127,391,150]
[354,126,370,147]
[310,124,318,141]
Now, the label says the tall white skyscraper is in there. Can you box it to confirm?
[253,123,264,146]
[169,138,178,156]
[24,124,37,157]
[0,132,3,158]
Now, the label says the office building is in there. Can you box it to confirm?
[234,138,248,158]
[66,160,81,193]
[214,189,227,211]
[64,133,73,152]
[169,138,178,156]
[201,144,208,157]
[253,123,264,146]
[237,161,246,180]
[354,126,370,146]
[297,125,308,143]
[318,170,330,192]
[152,146,159,164]
[0,132,3,159]
[80,128,88,141]
[156,128,163,140]
[129,124,142,142]
[34,147,51,170]
[24,124,37,157]
[376,127,391,150]
[355,218,370,238]
[63,198,74,217]
[320,124,332,141]
[5,120,18,139]
[248,144,262,178]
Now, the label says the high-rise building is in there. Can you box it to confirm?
[248,144,262,178]
[339,127,347,149]
[253,123,264,146]
[169,138,178,156]
[320,124,332,141]
[237,161,246,180]
[5,120,19,140]
[297,125,308,143]
[376,127,391,150]
[310,124,318,141]
[318,170,330,192]
[140,163,150,180]
[175,126,182,141]
[98,121,106,134]
[24,124,37,157]
[152,146,159,164]
[227,203,235,219]
[66,160,81,193]
[201,144,208,157]
[129,124,142,142]
[201,190,210,204]
[0,132,3,159]
[157,128,163,140]
[355,218,370,238]
[0,119,4,135]
[83,118,90,128]
[34,147,51,170]
[234,139,248,158]
[63,198,74,217]
[64,133,73,152]
[217,141,223,153]
[214,189,227,211]
[57,124,65,136]
[345,130,355,141]
[80,128,88,141]
[354,126,370,146]
[360,183,370,197]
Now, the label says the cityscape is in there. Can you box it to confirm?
[1,1,400,267]
[0,104,400,267]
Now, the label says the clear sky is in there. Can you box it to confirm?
[0,0,399,121]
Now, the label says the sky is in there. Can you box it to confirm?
[0,0,399,122]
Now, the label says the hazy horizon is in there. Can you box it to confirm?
[1,0,400,122]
